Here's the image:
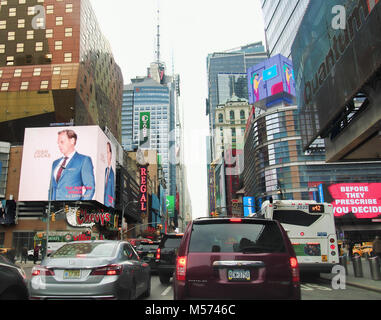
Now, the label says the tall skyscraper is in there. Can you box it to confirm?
[206,42,267,215]
[206,42,267,161]
[0,0,123,143]
[260,0,310,58]
[122,74,171,191]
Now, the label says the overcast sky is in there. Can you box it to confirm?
[90,0,266,219]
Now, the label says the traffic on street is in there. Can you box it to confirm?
[1,0,381,308]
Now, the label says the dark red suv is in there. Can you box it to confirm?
[173,217,301,300]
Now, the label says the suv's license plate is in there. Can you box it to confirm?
[64,269,81,279]
[228,269,250,281]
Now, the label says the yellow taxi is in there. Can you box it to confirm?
[352,242,374,258]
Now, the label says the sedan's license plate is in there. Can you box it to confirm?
[64,269,81,279]
[228,269,250,281]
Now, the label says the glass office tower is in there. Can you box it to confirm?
[122,77,170,191]
[206,42,267,161]
[260,0,310,58]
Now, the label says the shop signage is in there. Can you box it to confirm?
[66,207,111,227]
[140,166,148,213]
[76,210,111,226]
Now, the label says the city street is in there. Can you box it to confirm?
[19,262,381,300]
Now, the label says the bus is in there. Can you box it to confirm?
[255,200,339,274]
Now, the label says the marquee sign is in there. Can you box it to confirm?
[140,166,148,213]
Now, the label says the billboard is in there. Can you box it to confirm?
[292,0,381,149]
[19,126,116,208]
[243,196,255,217]
[139,112,151,148]
[317,182,381,219]
[247,54,296,108]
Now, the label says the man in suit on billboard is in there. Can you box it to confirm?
[49,129,95,201]
[104,142,115,207]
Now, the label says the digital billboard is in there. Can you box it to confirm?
[247,54,296,108]
[139,112,151,148]
[316,182,381,219]
[292,0,381,149]
[19,126,116,208]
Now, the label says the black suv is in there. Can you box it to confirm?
[155,233,183,284]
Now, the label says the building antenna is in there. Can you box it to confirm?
[155,0,160,63]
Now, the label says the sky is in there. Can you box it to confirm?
[90,0,266,220]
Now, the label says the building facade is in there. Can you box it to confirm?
[260,0,310,58]
[0,0,126,255]
[0,0,123,143]
[206,42,267,215]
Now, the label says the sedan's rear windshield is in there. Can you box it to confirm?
[189,221,286,253]
[50,242,117,258]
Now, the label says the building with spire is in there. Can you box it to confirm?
[121,5,188,229]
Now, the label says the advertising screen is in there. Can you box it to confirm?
[317,182,381,219]
[19,126,116,208]
[247,54,296,107]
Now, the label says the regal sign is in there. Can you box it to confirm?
[140,166,148,213]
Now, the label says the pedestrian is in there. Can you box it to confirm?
[33,245,39,264]
[21,247,28,264]
[372,236,381,260]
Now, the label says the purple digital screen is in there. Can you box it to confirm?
[247,54,296,105]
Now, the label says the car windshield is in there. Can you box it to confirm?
[189,221,286,253]
[50,242,117,258]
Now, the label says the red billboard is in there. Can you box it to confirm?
[327,183,381,219]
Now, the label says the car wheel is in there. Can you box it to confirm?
[142,276,151,298]
[159,272,170,284]
[128,281,136,300]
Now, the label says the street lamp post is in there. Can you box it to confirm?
[121,200,138,240]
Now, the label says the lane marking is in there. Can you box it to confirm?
[161,285,172,296]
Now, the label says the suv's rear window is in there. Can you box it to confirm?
[162,237,182,248]
[189,221,286,253]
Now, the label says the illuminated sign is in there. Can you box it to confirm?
[323,183,381,219]
[139,112,150,148]
[140,166,148,213]
[19,126,116,207]
[309,204,325,213]
[247,54,295,108]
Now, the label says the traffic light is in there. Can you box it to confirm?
[51,213,56,222]
[64,205,69,213]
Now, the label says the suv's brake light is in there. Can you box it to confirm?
[289,257,300,284]
[156,247,161,260]
[230,218,242,222]
[176,256,187,281]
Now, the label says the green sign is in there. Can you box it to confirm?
[166,195,175,218]
[139,112,150,147]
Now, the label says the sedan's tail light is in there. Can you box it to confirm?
[91,264,123,276]
[289,257,300,284]
[31,266,55,277]
[176,256,187,281]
